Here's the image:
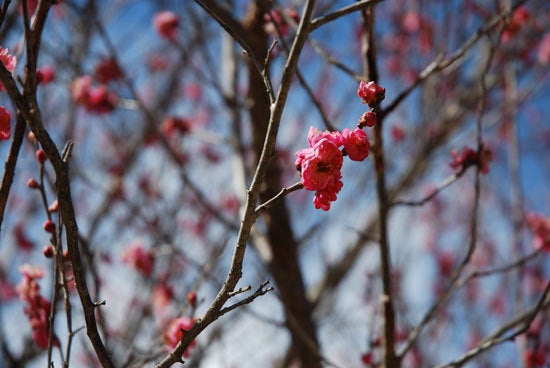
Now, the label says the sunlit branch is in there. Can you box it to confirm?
[435,282,550,368]
[255,182,303,214]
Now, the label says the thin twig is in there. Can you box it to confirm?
[255,182,303,214]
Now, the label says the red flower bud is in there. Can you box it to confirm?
[36,149,47,164]
[187,291,197,308]
[27,178,40,189]
[43,220,56,234]
[43,244,55,258]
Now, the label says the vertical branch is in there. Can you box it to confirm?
[360,5,397,368]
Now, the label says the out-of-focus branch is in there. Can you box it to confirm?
[435,282,550,368]
[381,0,528,119]
[193,0,275,103]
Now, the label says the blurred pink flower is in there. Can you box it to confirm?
[164,317,196,357]
[154,11,179,40]
[0,106,11,141]
[122,243,155,277]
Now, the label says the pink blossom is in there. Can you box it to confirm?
[358,111,377,128]
[36,65,55,85]
[313,175,343,211]
[298,138,343,191]
[526,212,550,252]
[0,106,11,141]
[357,81,385,107]
[0,47,16,91]
[153,11,179,40]
[86,85,117,113]
[306,126,343,148]
[164,317,196,358]
[537,33,550,65]
[122,243,155,276]
[341,128,370,161]
[70,75,93,104]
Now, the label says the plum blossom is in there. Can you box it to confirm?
[164,317,196,358]
[357,81,385,107]
[36,65,55,85]
[358,111,377,128]
[0,47,16,92]
[341,128,370,161]
[296,125,373,210]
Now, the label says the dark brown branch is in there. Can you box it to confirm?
[0,115,25,231]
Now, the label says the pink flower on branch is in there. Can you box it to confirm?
[357,81,385,107]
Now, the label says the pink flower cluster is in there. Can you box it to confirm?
[449,144,492,174]
[296,126,370,211]
[0,47,16,141]
[526,212,550,252]
[295,81,384,210]
[16,264,57,349]
[164,317,196,358]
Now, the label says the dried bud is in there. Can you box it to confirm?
[27,178,40,189]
